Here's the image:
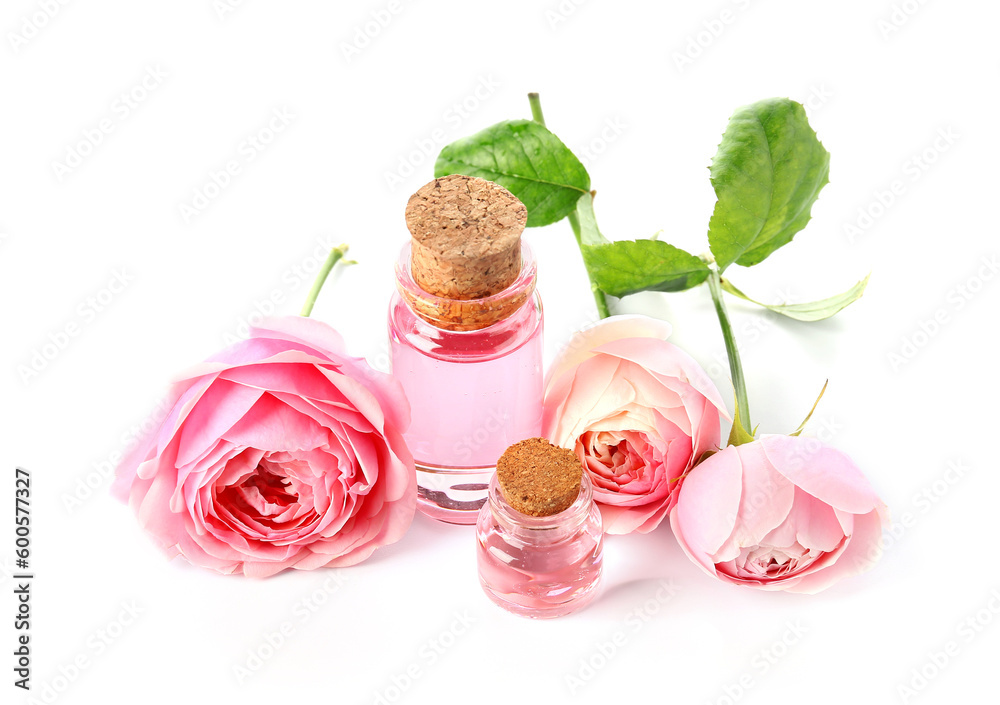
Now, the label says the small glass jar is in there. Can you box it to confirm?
[388,241,543,525]
[476,470,603,618]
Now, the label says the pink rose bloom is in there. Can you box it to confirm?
[670,434,887,593]
[112,316,416,577]
[542,315,727,534]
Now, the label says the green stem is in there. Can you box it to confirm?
[300,244,350,317]
[707,267,752,435]
[527,92,612,319]
[568,210,612,318]
[528,92,546,124]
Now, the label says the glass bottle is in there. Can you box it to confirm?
[476,470,603,618]
[388,240,543,524]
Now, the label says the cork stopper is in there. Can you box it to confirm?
[403,175,529,331]
[496,438,583,517]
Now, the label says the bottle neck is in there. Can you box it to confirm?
[395,240,537,332]
[487,470,594,542]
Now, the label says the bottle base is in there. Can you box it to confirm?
[478,575,602,619]
[415,462,494,525]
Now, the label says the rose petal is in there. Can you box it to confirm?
[593,338,729,419]
[785,506,886,594]
[760,435,881,515]
[543,314,674,393]
[673,446,743,556]
[713,443,795,563]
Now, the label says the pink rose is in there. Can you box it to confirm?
[670,434,887,593]
[542,315,727,534]
[112,316,416,577]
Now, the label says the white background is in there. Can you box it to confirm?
[2,1,997,704]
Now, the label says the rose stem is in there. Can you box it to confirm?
[527,92,611,320]
[300,243,351,317]
[707,267,752,436]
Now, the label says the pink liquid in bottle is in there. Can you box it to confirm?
[388,241,543,524]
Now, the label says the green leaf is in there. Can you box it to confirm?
[435,119,590,227]
[574,192,609,246]
[721,274,869,322]
[583,238,711,298]
[707,98,831,272]
[574,189,706,297]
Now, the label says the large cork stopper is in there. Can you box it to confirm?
[404,175,529,331]
[496,438,583,517]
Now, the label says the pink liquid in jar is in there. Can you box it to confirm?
[476,471,603,618]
